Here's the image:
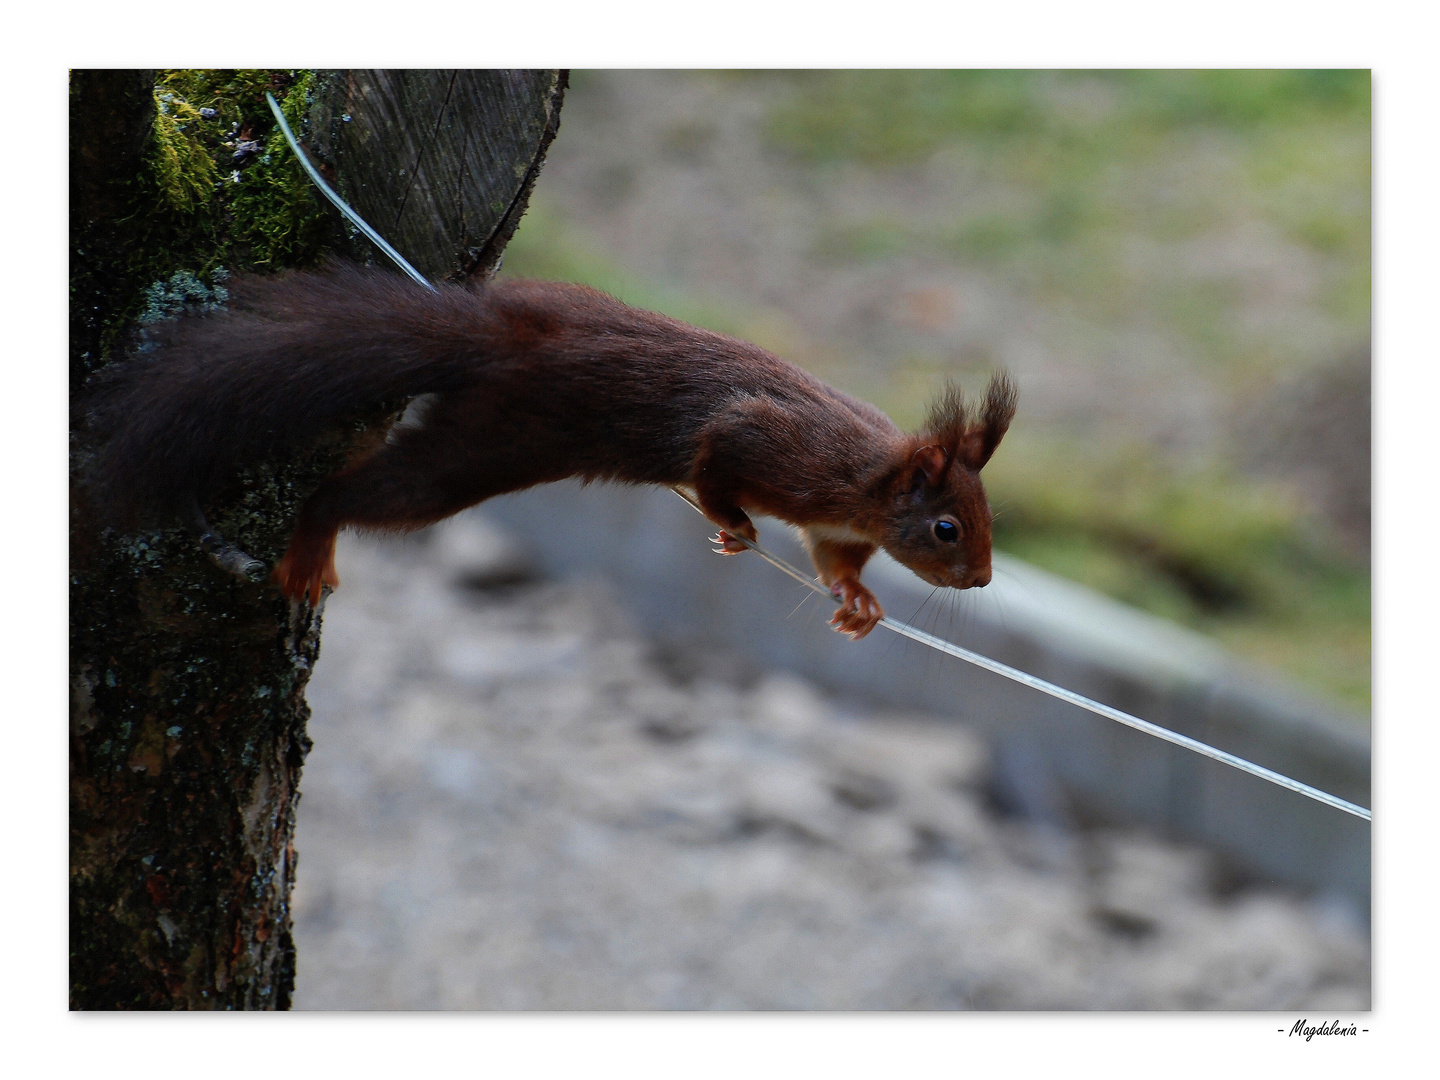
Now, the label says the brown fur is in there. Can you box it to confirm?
[86,263,1017,635]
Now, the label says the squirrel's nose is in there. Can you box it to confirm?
[969,565,992,588]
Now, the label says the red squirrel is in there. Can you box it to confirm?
[87,263,1016,639]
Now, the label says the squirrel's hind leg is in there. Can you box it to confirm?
[275,414,554,604]
[274,519,340,606]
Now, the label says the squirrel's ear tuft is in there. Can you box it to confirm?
[922,372,1016,471]
[960,371,1017,471]
[922,380,968,451]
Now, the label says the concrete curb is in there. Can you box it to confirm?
[477,480,1371,918]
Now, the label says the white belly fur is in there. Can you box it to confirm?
[797,521,875,547]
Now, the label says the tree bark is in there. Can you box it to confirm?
[69,68,566,1009]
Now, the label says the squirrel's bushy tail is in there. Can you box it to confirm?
[83,263,493,525]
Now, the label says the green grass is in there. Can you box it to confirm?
[764,70,1369,161]
[498,206,751,339]
[983,441,1371,709]
[500,203,824,367]
[770,70,1371,386]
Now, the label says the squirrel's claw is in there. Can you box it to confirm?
[710,530,751,555]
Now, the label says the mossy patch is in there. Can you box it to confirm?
[73,69,330,381]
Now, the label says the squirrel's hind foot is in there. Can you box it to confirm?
[274,526,340,606]
[710,530,752,555]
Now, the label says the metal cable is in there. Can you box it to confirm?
[265,92,437,292]
[673,489,1371,822]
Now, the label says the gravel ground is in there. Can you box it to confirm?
[291,518,1369,1010]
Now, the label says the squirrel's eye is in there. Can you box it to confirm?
[934,520,960,543]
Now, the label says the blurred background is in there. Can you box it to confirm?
[290,70,1371,1009]
[505,69,1371,711]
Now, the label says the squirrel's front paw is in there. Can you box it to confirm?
[829,579,884,640]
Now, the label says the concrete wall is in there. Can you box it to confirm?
[478,480,1371,917]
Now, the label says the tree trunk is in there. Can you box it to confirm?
[308,69,567,281]
[69,68,566,1009]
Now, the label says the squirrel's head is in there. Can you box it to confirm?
[880,372,1016,590]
